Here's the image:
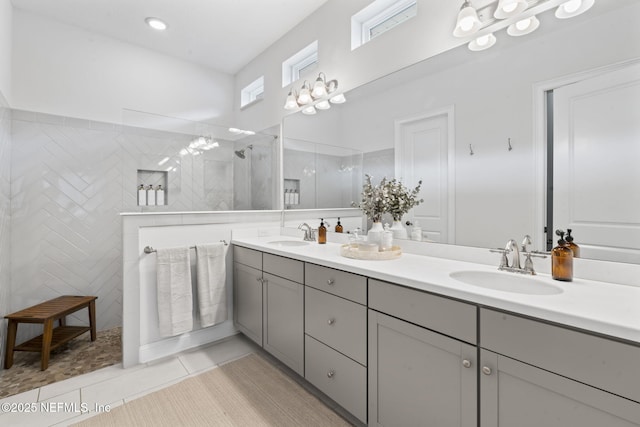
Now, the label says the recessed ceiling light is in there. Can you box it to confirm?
[145,17,167,31]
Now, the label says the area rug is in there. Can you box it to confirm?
[0,326,122,399]
[73,352,351,427]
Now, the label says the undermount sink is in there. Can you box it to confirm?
[449,270,563,295]
[267,240,310,247]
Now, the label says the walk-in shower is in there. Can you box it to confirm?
[234,145,253,159]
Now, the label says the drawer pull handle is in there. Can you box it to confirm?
[482,366,492,376]
[462,359,472,369]
[327,318,335,325]
[327,370,335,378]
[327,279,335,285]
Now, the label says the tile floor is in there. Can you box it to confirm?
[0,333,260,426]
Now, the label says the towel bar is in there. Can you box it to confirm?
[144,240,228,254]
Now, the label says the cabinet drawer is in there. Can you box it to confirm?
[305,335,367,423]
[233,245,262,270]
[369,279,477,344]
[263,253,304,283]
[481,308,640,403]
[305,287,367,365]
[305,263,366,304]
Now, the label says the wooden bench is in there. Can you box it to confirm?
[4,295,97,371]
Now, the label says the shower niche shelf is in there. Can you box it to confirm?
[284,178,300,208]
[137,169,168,206]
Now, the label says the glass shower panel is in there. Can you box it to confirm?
[283,137,363,209]
[121,109,277,212]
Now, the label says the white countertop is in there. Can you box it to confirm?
[232,235,640,345]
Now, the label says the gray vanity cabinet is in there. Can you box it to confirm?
[304,263,368,423]
[233,247,263,346]
[233,246,304,376]
[368,279,478,427]
[480,308,640,427]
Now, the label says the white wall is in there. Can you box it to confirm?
[11,9,234,125]
[0,97,10,366]
[0,0,12,102]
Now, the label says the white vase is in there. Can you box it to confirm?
[390,220,408,239]
[367,221,384,249]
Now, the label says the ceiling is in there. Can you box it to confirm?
[10,0,329,75]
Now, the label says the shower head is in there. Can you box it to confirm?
[234,144,253,159]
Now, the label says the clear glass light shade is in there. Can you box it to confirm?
[284,92,298,110]
[329,93,346,104]
[468,33,496,51]
[494,0,527,19]
[312,78,328,98]
[507,16,540,36]
[453,4,481,37]
[301,106,317,115]
[555,0,594,19]
[297,87,312,105]
[316,100,331,110]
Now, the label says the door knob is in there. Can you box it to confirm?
[482,366,492,376]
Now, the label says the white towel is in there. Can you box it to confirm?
[195,243,228,328]
[156,247,193,337]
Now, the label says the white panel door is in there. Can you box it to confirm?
[553,63,640,263]
[395,109,453,243]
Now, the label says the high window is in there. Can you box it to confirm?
[282,41,319,87]
[240,76,264,108]
[351,0,417,50]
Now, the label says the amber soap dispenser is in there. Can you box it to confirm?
[318,218,327,244]
[565,228,580,258]
[335,217,343,233]
[552,229,573,282]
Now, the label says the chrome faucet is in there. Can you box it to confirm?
[298,223,316,241]
[490,235,546,275]
[505,239,521,270]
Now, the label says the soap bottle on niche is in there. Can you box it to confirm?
[156,184,165,205]
[137,184,147,206]
[335,217,343,233]
[318,219,327,244]
[146,184,156,206]
[565,228,580,258]
[552,229,573,282]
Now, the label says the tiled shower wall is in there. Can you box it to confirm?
[0,96,11,365]
[9,110,267,343]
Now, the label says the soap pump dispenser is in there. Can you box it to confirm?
[335,217,343,233]
[318,218,327,244]
[551,229,573,282]
[565,229,580,258]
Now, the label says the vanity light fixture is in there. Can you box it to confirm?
[494,0,528,19]
[145,17,168,31]
[468,33,497,51]
[453,0,481,37]
[555,0,594,19]
[457,0,597,52]
[284,72,346,112]
[507,16,540,36]
[302,105,317,115]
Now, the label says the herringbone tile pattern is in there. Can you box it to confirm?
[10,118,124,342]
